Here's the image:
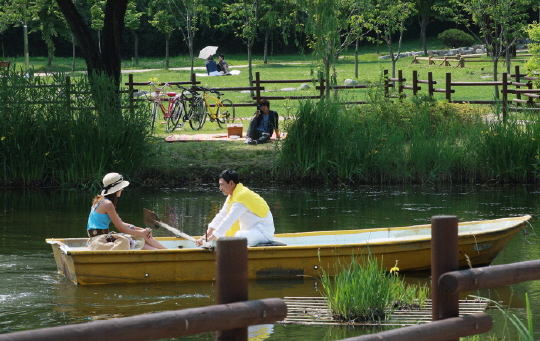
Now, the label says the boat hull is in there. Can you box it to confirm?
[47,216,530,285]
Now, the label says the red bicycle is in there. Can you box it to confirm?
[145,82,186,132]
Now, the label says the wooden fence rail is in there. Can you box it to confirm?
[0,299,286,341]
[0,238,287,341]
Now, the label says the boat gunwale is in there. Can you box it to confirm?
[46,215,530,255]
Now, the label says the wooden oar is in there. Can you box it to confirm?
[143,208,198,243]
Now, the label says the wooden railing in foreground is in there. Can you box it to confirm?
[0,238,287,341]
[339,216,540,341]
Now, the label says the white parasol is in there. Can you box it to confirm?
[198,46,219,59]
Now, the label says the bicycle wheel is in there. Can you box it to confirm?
[215,99,235,128]
[150,101,159,131]
[166,100,185,132]
[189,99,207,131]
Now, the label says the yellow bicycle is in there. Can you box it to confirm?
[188,86,235,131]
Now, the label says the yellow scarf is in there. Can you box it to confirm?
[225,183,270,236]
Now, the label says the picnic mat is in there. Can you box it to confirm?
[165,133,285,143]
[166,133,244,142]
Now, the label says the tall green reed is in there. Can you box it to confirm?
[0,69,153,188]
[277,86,540,184]
[319,255,429,322]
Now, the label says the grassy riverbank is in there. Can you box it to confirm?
[2,37,538,189]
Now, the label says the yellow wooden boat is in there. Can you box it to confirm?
[46,215,531,285]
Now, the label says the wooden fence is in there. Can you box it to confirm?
[411,54,531,68]
[125,65,540,118]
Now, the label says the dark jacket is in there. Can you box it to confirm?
[255,110,279,135]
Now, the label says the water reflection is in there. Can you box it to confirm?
[0,184,539,339]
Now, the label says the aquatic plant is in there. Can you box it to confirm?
[319,256,429,322]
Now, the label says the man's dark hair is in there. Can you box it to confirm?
[219,169,239,184]
[219,54,225,59]
[258,98,270,108]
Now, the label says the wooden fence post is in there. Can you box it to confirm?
[255,72,261,104]
[445,73,452,102]
[65,76,71,116]
[191,73,197,89]
[384,69,389,97]
[515,65,522,104]
[398,69,404,99]
[502,73,508,119]
[431,215,459,341]
[412,70,418,96]
[428,72,434,97]
[216,237,248,341]
[128,73,135,115]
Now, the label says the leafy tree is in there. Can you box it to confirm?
[525,23,540,86]
[148,2,176,69]
[373,0,416,78]
[221,0,263,95]
[125,0,143,65]
[440,0,533,97]
[300,0,342,97]
[164,0,208,74]
[414,0,438,55]
[89,0,104,52]
[342,0,377,78]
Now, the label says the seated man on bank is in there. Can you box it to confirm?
[217,54,230,75]
[195,169,275,247]
[244,98,280,145]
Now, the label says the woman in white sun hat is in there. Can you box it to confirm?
[87,172,167,250]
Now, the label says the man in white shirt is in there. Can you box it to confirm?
[195,169,275,247]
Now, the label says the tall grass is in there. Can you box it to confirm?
[319,256,429,322]
[465,294,535,341]
[277,88,540,184]
[0,69,153,188]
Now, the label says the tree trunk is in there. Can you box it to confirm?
[419,14,429,55]
[264,30,269,64]
[56,0,128,88]
[71,35,76,72]
[493,57,500,100]
[165,32,171,70]
[248,37,255,97]
[133,31,139,66]
[355,37,359,79]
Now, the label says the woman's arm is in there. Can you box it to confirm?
[102,201,153,238]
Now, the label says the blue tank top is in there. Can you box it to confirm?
[87,199,112,230]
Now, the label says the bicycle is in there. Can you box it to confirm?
[144,82,186,132]
[188,86,235,131]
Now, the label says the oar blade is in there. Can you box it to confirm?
[143,208,161,229]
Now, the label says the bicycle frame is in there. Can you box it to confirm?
[202,93,227,120]
[151,85,177,119]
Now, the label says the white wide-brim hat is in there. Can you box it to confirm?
[101,172,130,196]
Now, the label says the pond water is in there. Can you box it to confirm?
[1,184,539,340]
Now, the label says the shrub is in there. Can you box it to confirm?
[438,29,476,48]
[0,70,153,188]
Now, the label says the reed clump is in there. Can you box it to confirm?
[0,69,153,188]
[319,257,429,322]
[277,88,540,184]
